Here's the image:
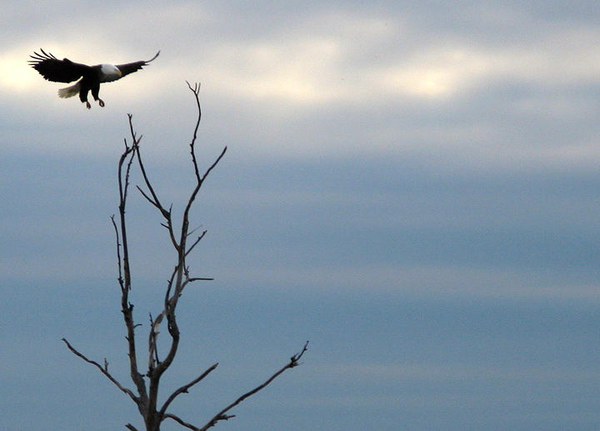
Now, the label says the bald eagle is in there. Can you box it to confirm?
[29,49,160,109]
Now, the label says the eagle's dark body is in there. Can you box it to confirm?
[29,49,160,108]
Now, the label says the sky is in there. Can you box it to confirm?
[1,1,599,430]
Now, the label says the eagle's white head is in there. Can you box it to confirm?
[100,64,122,82]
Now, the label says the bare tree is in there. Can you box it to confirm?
[62,82,308,431]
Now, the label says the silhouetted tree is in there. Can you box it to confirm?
[62,82,308,431]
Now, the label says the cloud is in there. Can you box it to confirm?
[3,4,600,429]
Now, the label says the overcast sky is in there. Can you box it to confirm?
[1,1,599,430]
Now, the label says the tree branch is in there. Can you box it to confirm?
[164,413,204,430]
[186,81,203,183]
[201,146,228,183]
[198,341,309,431]
[185,229,207,257]
[62,338,140,405]
[159,363,219,417]
[120,126,150,406]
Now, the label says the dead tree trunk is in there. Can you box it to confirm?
[62,82,308,431]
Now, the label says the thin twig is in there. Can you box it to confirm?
[198,341,309,431]
[201,146,228,183]
[164,413,203,430]
[160,363,219,416]
[186,81,203,183]
[135,147,171,220]
[185,230,208,257]
[62,338,140,404]
[111,215,125,292]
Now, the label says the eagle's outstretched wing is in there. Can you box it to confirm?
[115,51,160,78]
[28,49,90,83]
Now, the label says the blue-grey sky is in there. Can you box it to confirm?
[1,1,599,430]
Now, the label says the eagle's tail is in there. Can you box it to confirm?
[58,83,80,99]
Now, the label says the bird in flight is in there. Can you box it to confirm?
[29,49,160,109]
